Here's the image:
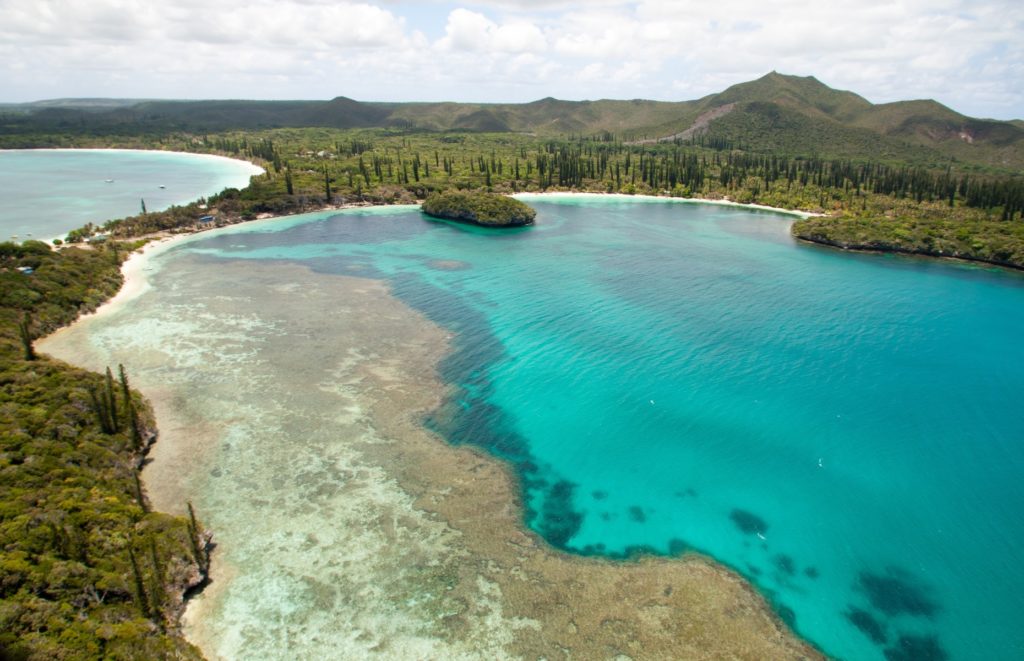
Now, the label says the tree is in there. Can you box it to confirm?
[18,314,35,361]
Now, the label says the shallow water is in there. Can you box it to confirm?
[0,149,261,241]
[44,197,1024,660]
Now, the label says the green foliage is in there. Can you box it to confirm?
[4,72,1022,172]
[0,83,1021,656]
[793,212,1024,269]
[0,242,207,659]
[17,314,35,361]
[3,101,1022,270]
[422,191,536,227]
[16,126,1013,270]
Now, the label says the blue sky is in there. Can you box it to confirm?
[1,0,1021,119]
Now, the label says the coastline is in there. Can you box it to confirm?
[794,233,1024,274]
[513,190,824,219]
[1,147,266,178]
[1,148,264,245]
[38,205,824,659]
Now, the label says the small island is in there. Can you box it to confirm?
[421,191,536,227]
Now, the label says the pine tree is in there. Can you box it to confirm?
[132,471,148,512]
[118,364,131,412]
[128,548,151,618]
[18,314,35,361]
[186,502,209,573]
[105,367,118,431]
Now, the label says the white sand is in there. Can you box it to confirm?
[513,190,826,218]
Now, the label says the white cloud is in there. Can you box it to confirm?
[437,8,546,53]
[0,0,1020,118]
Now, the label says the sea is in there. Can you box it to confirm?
[0,149,262,242]
[37,186,1024,659]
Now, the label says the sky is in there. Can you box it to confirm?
[1,0,1022,120]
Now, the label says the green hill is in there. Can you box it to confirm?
[687,74,1024,169]
[703,72,873,122]
[3,73,1021,171]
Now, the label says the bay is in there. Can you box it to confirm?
[0,149,262,241]
[44,195,1024,660]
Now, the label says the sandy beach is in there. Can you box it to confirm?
[513,190,825,218]
[10,147,265,176]
[39,205,823,660]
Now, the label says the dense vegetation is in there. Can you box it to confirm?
[16,124,1014,269]
[0,70,1020,658]
[421,191,536,227]
[792,214,1024,268]
[4,72,1022,171]
[2,72,1023,265]
[0,241,209,660]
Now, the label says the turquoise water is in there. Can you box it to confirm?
[0,149,262,241]
[182,196,1024,661]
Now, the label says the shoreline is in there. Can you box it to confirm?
[77,192,815,319]
[512,190,824,219]
[42,233,192,341]
[794,233,1024,274]
[38,205,824,659]
[1,147,266,177]
[1,148,264,245]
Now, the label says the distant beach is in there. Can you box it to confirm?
[513,190,823,218]
[0,149,263,243]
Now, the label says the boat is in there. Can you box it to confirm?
[104,179,114,183]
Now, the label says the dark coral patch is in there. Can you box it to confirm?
[883,634,949,661]
[775,604,797,628]
[845,607,887,645]
[617,544,659,559]
[730,509,768,536]
[536,480,584,549]
[774,554,796,576]
[859,567,939,618]
[668,539,689,555]
[804,566,820,580]
[628,506,647,523]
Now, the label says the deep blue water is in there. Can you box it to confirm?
[0,149,261,241]
[187,196,1024,661]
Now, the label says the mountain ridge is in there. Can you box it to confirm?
[3,73,1021,170]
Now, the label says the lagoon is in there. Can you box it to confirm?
[0,149,262,241]
[42,196,1024,660]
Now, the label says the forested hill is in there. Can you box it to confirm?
[2,72,1022,171]
[668,73,1024,170]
